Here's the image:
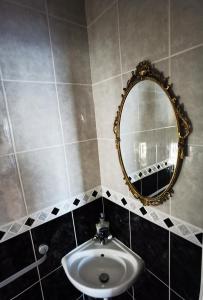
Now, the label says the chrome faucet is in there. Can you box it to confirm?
[93,213,112,245]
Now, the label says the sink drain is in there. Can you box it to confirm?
[99,273,110,283]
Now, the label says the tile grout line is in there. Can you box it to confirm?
[9,280,40,300]
[129,210,132,250]
[147,269,185,300]
[6,135,203,162]
[199,248,203,300]
[48,13,86,29]
[3,0,87,29]
[2,78,92,86]
[92,73,122,87]
[91,43,203,86]
[0,138,98,159]
[4,0,45,14]
[40,265,62,281]
[10,265,63,300]
[116,0,123,88]
[170,43,203,58]
[45,0,71,198]
[102,197,105,215]
[0,68,29,217]
[29,231,45,300]
[168,1,171,298]
[87,0,117,29]
[71,211,78,247]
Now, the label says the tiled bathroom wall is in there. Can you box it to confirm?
[0,0,100,228]
[86,0,203,299]
[0,197,104,300]
[88,0,203,228]
[0,0,203,299]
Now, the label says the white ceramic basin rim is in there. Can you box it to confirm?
[62,238,144,298]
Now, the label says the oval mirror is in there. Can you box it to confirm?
[114,61,191,206]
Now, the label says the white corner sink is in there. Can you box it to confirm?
[61,238,144,299]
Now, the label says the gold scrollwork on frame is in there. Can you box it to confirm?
[113,60,192,206]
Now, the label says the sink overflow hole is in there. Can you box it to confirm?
[101,254,104,257]
[99,273,110,283]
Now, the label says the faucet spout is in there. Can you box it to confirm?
[93,213,112,244]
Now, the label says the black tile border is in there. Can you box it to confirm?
[0,186,101,244]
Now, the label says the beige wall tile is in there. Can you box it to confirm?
[0,155,26,225]
[85,0,115,25]
[88,4,120,83]
[98,139,129,196]
[171,0,203,54]
[66,140,100,197]
[171,47,203,145]
[93,76,122,139]
[119,0,169,73]
[171,146,203,228]
[58,84,97,143]
[18,147,69,214]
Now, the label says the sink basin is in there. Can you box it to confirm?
[62,238,144,298]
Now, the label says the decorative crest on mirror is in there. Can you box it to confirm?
[113,60,192,206]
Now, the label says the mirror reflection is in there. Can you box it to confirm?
[120,80,178,198]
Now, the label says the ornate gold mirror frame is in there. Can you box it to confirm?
[113,61,192,206]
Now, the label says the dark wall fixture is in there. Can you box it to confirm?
[0,198,201,300]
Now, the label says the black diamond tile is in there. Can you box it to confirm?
[148,168,151,173]
[0,231,5,240]
[25,218,35,227]
[164,218,174,228]
[157,165,160,169]
[139,172,142,177]
[195,233,203,244]
[92,190,98,197]
[51,208,59,215]
[106,190,111,197]
[73,199,103,245]
[73,198,80,206]
[121,198,127,206]
[140,207,147,215]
